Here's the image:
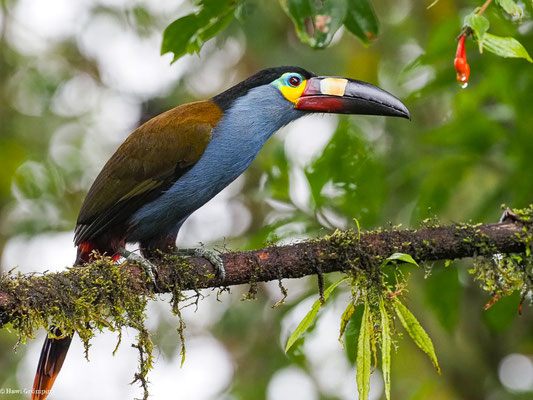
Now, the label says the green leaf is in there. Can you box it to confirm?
[353,217,361,241]
[463,13,489,52]
[482,33,533,62]
[280,0,348,48]
[285,277,347,352]
[381,253,419,268]
[161,0,237,63]
[394,300,441,374]
[343,0,379,45]
[198,10,235,42]
[339,301,355,346]
[379,297,392,400]
[424,264,461,332]
[496,0,523,18]
[344,304,364,364]
[285,336,307,364]
[356,302,372,400]
[162,14,203,58]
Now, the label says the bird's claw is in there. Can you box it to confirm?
[119,250,160,291]
[195,248,226,281]
[175,248,226,281]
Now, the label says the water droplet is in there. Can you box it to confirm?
[460,82,468,89]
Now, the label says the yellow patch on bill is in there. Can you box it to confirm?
[320,78,348,97]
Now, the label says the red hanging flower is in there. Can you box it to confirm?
[454,34,470,87]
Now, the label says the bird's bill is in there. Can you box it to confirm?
[294,77,410,119]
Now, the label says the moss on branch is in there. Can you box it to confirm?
[1,208,533,332]
[1,206,533,398]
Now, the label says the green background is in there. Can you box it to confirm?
[1,0,533,398]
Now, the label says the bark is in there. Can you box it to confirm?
[0,214,530,328]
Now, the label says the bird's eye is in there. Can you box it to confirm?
[288,75,301,87]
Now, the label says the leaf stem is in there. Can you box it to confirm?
[477,0,493,15]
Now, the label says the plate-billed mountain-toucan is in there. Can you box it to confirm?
[31,66,410,399]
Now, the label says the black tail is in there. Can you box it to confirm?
[31,327,72,400]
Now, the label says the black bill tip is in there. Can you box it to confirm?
[296,77,411,120]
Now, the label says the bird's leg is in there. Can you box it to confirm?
[174,248,226,281]
[118,249,160,291]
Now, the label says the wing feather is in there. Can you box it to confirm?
[74,101,222,245]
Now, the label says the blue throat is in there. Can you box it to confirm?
[128,85,306,241]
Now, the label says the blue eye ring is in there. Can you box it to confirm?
[287,74,302,87]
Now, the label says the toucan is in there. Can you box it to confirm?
[31,66,410,399]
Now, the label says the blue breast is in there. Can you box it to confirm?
[127,84,305,241]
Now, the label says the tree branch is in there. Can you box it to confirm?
[0,212,531,329]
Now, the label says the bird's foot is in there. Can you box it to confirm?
[119,249,160,291]
[174,248,225,281]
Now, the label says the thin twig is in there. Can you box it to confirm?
[477,0,493,15]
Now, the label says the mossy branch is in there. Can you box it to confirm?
[0,208,531,331]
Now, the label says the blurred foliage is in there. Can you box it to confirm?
[424,263,462,332]
[306,117,386,227]
[162,0,531,65]
[161,0,380,60]
[1,0,533,399]
[161,0,237,62]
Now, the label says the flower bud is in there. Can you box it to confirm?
[454,35,470,87]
